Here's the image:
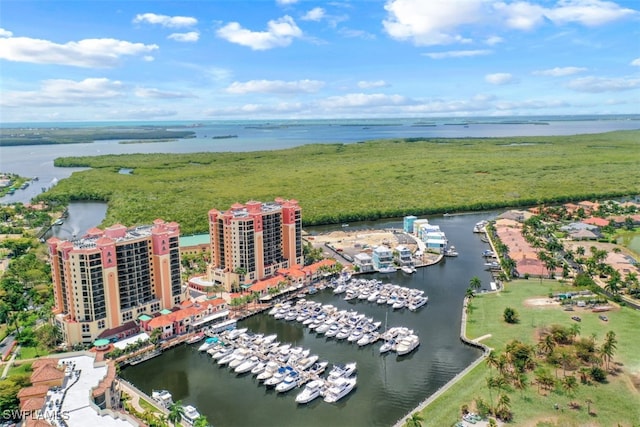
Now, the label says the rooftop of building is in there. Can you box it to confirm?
[56,355,131,427]
[48,219,178,251]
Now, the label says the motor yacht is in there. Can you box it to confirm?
[395,334,420,356]
[323,376,357,403]
[295,379,325,404]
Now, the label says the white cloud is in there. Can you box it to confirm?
[533,66,587,76]
[226,79,324,94]
[567,76,640,92]
[0,35,158,68]
[383,0,481,46]
[134,88,196,99]
[133,13,197,28]
[493,1,546,30]
[485,36,503,45]
[302,7,326,21]
[108,108,178,119]
[276,0,299,5]
[0,28,13,37]
[217,16,302,50]
[384,0,637,47]
[424,49,491,59]
[205,102,304,117]
[546,0,637,27]
[338,28,376,40]
[357,80,390,89]
[630,58,640,67]
[168,32,200,42]
[318,93,411,109]
[1,78,123,107]
[485,73,515,85]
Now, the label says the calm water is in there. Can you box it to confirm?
[2,116,638,204]
[120,213,496,427]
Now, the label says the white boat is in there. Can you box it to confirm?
[181,405,201,426]
[228,350,250,369]
[357,333,377,347]
[327,362,356,383]
[235,355,260,374]
[335,327,352,340]
[211,346,233,360]
[379,339,395,354]
[186,333,205,345]
[275,370,300,393]
[323,376,357,403]
[444,246,459,257]
[395,334,420,356]
[308,360,329,376]
[408,296,428,311]
[296,354,319,371]
[227,327,248,340]
[151,390,173,408]
[324,324,340,338]
[378,266,396,274]
[264,367,291,387]
[295,379,325,404]
[401,266,415,274]
[392,298,405,310]
[333,284,346,295]
[197,337,219,352]
[256,361,280,381]
[251,361,267,376]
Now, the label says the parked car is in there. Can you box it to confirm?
[571,316,581,322]
[599,315,608,321]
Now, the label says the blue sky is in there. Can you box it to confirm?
[1,0,639,122]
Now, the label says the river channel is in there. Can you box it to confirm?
[120,212,496,427]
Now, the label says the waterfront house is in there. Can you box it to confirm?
[425,231,447,253]
[403,215,417,233]
[372,246,394,271]
[353,252,374,272]
[394,245,413,266]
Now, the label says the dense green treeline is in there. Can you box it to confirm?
[38,130,640,234]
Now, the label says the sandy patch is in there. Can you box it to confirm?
[523,297,560,307]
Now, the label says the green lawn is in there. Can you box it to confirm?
[420,279,640,427]
[17,346,50,360]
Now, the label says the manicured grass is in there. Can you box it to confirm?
[7,361,32,377]
[40,130,640,234]
[419,279,640,426]
[17,346,49,360]
[138,398,162,414]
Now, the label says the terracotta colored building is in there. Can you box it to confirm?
[207,198,303,291]
[48,219,184,346]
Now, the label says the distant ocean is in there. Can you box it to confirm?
[1,115,639,204]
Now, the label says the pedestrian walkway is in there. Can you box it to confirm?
[0,344,21,379]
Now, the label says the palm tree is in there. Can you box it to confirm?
[168,401,185,426]
[469,276,482,291]
[465,287,475,299]
[604,271,622,295]
[405,412,424,427]
[496,393,511,419]
[194,415,210,427]
[585,398,594,415]
[601,330,617,370]
[562,375,578,397]
[486,350,498,372]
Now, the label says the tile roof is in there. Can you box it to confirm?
[20,396,45,412]
[30,365,65,384]
[17,384,50,399]
[31,358,59,370]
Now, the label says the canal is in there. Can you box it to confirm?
[120,212,498,427]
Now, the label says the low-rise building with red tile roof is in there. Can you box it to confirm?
[582,217,609,227]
